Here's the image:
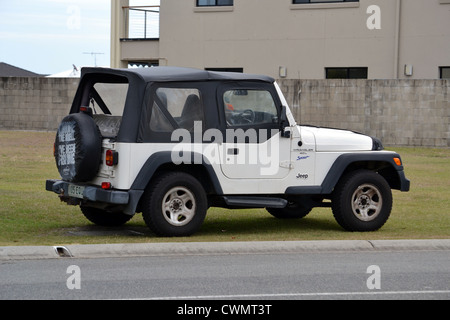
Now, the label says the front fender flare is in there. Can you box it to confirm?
[286,152,410,195]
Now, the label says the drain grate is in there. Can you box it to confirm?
[53,246,73,258]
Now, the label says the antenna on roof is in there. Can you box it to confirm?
[83,52,104,67]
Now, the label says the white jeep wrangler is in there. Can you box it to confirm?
[46,67,410,237]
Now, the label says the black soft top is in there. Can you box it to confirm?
[81,67,275,84]
[74,67,276,143]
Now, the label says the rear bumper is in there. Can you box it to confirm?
[46,180,129,205]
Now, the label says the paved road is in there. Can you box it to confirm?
[1,248,449,301]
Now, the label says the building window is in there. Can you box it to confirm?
[205,67,243,73]
[293,0,358,3]
[326,67,368,79]
[440,67,450,79]
[124,6,160,39]
[197,0,233,6]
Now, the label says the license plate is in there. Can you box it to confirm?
[68,185,85,199]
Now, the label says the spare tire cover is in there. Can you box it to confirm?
[55,113,102,183]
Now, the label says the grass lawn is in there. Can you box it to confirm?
[0,130,449,246]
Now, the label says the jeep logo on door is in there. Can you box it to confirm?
[296,173,309,180]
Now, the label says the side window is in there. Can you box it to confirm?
[150,88,204,132]
[90,82,129,138]
[223,89,278,127]
[92,83,129,116]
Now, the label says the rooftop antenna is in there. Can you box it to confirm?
[83,52,104,67]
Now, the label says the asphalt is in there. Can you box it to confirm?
[1,239,450,261]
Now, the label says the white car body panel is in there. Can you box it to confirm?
[93,123,374,194]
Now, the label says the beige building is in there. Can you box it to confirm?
[111,0,450,80]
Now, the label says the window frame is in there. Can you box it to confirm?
[217,82,282,143]
[325,67,368,79]
[222,89,279,128]
[140,82,208,143]
[439,66,450,79]
[205,67,243,73]
[196,0,234,7]
[292,0,359,4]
[290,0,360,10]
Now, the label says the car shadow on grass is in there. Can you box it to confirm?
[62,225,152,238]
[58,211,344,241]
[200,215,343,237]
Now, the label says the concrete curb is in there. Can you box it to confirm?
[0,246,60,261]
[1,239,449,261]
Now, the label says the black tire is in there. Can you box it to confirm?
[332,169,393,232]
[142,172,207,237]
[55,113,102,183]
[81,206,133,227]
[267,202,311,219]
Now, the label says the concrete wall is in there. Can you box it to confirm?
[0,77,79,131]
[278,79,450,147]
[0,77,448,147]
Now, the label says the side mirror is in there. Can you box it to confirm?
[280,106,291,138]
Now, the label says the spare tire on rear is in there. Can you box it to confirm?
[55,113,102,183]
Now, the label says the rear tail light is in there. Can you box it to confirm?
[105,150,119,166]
[101,182,112,190]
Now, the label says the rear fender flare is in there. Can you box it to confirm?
[130,151,223,193]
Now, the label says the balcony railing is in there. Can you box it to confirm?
[123,6,160,39]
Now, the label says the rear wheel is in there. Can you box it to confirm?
[142,172,207,237]
[332,170,392,232]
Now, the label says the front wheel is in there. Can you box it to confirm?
[142,172,207,237]
[332,170,392,232]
